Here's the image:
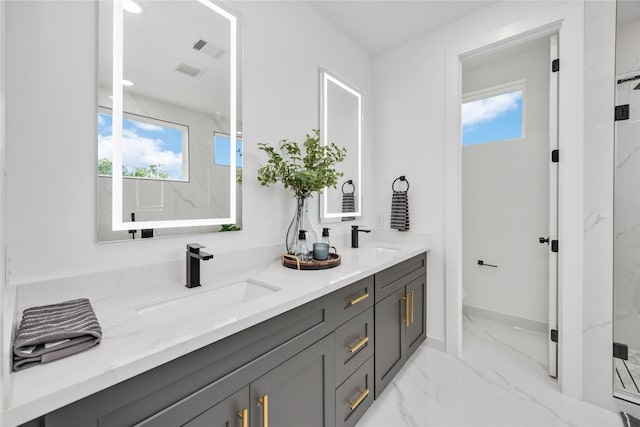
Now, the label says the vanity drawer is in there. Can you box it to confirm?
[335,307,374,386]
[335,356,374,427]
[332,275,374,326]
[375,253,426,302]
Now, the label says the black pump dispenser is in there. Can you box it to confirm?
[322,228,330,237]
[298,229,307,240]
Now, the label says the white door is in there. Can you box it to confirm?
[461,36,557,376]
[547,34,559,379]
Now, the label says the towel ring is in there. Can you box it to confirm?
[342,180,356,194]
[392,176,410,192]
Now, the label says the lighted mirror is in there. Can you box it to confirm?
[97,0,242,242]
[320,68,362,222]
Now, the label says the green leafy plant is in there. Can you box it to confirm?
[257,129,347,198]
[219,224,241,232]
[98,158,169,179]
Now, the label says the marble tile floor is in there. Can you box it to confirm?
[359,314,622,427]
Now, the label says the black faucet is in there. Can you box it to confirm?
[186,243,213,288]
[351,225,371,248]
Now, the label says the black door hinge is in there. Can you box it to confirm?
[551,59,559,72]
[614,342,629,360]
[615,104,630,121]
[551,149,559,163]
[551,240,558,253]
[550,329,558,343]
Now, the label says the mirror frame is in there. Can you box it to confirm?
[110,0,239,231]
[319,68,362,222]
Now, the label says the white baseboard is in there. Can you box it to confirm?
[426,336,446,352]
[463,305,548,333]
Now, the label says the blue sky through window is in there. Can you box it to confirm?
[462,90,523,146]
[214,134,243,167]
[97,112,186,180]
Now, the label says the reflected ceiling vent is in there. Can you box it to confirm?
[175,62,206,78]
[192,38,226,59]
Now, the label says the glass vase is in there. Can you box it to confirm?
[286,196,318,255]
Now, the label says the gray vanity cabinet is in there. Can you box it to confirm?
[374,253,427,398]
[19,253,428,427]
[250,334,336,427]
[180,387,249,427]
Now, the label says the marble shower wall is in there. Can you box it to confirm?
[97,88,242,241]
[613,14,640,351]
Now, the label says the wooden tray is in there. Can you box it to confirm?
[282,252,341,270]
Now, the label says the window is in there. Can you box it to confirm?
[214,132,243,168]
[97,108,189,181]
[462,87,524,146]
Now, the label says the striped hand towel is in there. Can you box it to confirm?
[342,192,356,221]
[13,298,102,371]
[390,191,410,231]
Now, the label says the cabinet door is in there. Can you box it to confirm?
[374,287,407,398]
[405,275,427,359]
[182,386,250,427]
[250,334,336,427]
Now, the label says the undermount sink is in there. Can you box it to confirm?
[136,280,280,325]
[356,246,400,257]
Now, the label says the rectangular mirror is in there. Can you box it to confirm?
[320,68,362,222]
[97,0,242,242]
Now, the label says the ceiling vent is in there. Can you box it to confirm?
[175,62,206,78]
[192,38,226,59]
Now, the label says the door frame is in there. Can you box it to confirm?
[444,3,585,398]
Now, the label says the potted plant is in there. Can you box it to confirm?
[257,129,346,253]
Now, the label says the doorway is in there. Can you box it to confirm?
[460,35,558,378]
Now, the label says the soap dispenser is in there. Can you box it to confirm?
[295,230,310,262]
[321,227,331,246]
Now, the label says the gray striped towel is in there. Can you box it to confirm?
[390,191,410,231]
[13,298,102,371]
[342,192,356,221]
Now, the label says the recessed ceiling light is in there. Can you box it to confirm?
[122,79,134,87]
[123,0,142,14]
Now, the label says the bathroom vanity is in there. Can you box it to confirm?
[5,235,429,427]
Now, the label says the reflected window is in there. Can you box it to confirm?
[462,89,523,146]
[214,132,243,168]
[98,108,189,181]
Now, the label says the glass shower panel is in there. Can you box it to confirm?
[613,0,640,399]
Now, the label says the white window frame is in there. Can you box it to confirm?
[98,106,190,182]
[461,79,527,145]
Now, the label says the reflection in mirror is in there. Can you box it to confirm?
[613,0,640,401]
[320,69,362,222]
[97,0,242,242]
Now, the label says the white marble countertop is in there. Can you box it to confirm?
[1,231,430,426]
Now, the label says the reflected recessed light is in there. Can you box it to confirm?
[123,0,142,14]
[122,79,134,87]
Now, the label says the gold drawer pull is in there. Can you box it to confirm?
[403,294,410,326]
[349,388,370,411]
[237,408,248,427]
[258,394,269,427]
[410,291,415,324]
[348,293,369,306]
[348,336,369,353]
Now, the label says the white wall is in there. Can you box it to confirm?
[461,39,550,326]
[0,0,5,415]
[4,0,373,285]
[372,0,567,345]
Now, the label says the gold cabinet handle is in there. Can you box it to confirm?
[237,408,248,427]
[348,293,369,306]
[402,294,410,327]
[410,291,415,324]
[348,336,369,353]
[258,394,268,427]
[349,388,370,411]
